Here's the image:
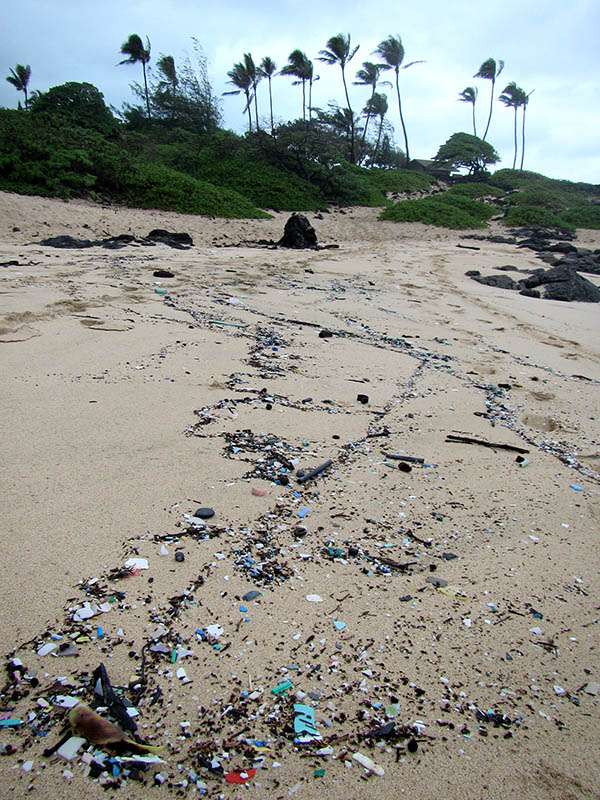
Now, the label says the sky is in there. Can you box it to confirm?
[1,0,599,182]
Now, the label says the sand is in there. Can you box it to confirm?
[0,190,599,799]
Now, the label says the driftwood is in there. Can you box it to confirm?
[445,434,529,454]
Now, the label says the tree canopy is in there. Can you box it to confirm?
[434,132,499,174]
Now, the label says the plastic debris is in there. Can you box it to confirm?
[569,483,584,492]
[242,590,262,602]
[271,680,294,696]
[333,620,347,631]
[293,704,321,744]
[225,769,256,784]
[306,594,323,602]
[352,751,385,776]
[57,737,86,761]
[124,557,149,571]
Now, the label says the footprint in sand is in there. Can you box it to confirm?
[0,324,41,343]
[79,318,134,332]
[522,412,561,433]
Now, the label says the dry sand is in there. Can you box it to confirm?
[0,190,599,799]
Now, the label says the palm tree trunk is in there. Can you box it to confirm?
[268,77,274,133]
[302,80,306,123]
[253,83,260,131]
[472,102,476,137]
[362,86,376,144]
[395,68,410,166]
[512,106,518,170]
[341,65,355,163]
[23,87,28,110]
[244,91,252,133]
[482,77,494,141]
[520,104,527,171]
[374,117,384,160]
[142,61,151,119]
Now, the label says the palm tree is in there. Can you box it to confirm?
[354,61,383,142]
[458,86,478,136]
[306,60,320,123]
[258,56,277,132]
[318,33,360,162]
[223,62,253,133]
[280,49,312,122]
[157,55,177,92]
[368,92,389,160]
[499,82,525,169]
[374,35,423,166]
[519,89,534,171]
[243,53,261,131]
[474,57,504,141]
[6,64,31,109]
[119,34,152,118]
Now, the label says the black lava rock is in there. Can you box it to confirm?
[278,213,318,249]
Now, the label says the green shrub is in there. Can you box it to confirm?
[124,162,269,218]
[361,168,434,194]
[503,204,575,233]
[448,182,505,198]
[440,193,496,221]
[380,196,488,229]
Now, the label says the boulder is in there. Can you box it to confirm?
[278,214,318,249]
[39,235,94,249]
[471,274,518,290]
[147,229,193,249]
[519,265,600,302]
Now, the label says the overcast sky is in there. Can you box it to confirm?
[1,0,599,182]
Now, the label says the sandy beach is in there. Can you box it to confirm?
[0,190,599,799]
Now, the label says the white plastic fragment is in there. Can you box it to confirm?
[553,685,566,696]
[54,696,80,708]
[352,751,385,776]
[124,557,149,570]
[306,594,323,603]
[57,736,86,761]
[37,643,57,657]
[21,761,34,772]
[159,545,169,556]
[206,624,224,639]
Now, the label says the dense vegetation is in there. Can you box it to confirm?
[1,41,598,231]
[380,193,495,229]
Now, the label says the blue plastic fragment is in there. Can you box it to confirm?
[297,506,311,519]
[293,704,321,744]
[570,483,584,493]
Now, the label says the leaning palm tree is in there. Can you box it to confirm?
[243,53,261,131]
[374,35,423,166]
[499,82,525,169]
[157,55,177,92]
[367,92,389,160]
[474,57,504,141]
[119,34,152,118]
[6,64,31,109]
[354,61,383,142]
[223,62,254,133]
[318,33,360,162]
[280,49,312,122]
[519,89,534,171]
[258,56,277,132]
[458,86,478,136]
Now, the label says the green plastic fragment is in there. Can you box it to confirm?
[271,679,293,696]
[313,768,326,778]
